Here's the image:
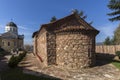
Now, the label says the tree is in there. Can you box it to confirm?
[71,9,87,19]
[107,0,120,22]
[113,24,120,44]
[24,44,33,52]
[110,37,115,45]
[50,16,57,22]
[71,9,93,24]
[103,36,111,45]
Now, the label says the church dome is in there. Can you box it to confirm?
[5,21,18,34]
[6,22,17,27]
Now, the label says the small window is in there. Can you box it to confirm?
[8,42,10,46]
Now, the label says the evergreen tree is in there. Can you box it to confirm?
[71,9,93,24]
[71,9,87,19]
[103,36,111,45]
[110,37,115,45]
[107,0,120,22]
[113,24,120,44]
[50,16,57,22]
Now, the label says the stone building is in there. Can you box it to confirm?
[0,22,24,52]
[32,13,99,69]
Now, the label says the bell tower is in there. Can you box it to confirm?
[5,22,18,35]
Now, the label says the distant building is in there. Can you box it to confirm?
[0,22,24,52]
[32,13,99,69]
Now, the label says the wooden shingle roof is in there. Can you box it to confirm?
[32,13,99,38]
[32,31,38,38]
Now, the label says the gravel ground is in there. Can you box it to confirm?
[20,53,120,80]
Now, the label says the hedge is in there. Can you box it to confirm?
[115,51,120,59]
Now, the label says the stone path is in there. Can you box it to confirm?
[19,53,120,80]
[0,55,11,72]
[19,53,42,75]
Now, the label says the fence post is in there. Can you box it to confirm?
[102,45,104,53]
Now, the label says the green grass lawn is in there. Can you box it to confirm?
[112,60,120,69]
[0,68,60,80]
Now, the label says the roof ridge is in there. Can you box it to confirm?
[42,13,75,26]
[74,14,98,30]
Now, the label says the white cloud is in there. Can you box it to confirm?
[98,23,118,37]
[18,25,29,30]
[96,23,119,42]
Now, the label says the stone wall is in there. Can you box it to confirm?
[36,31,47,67]
[35,30,96,69]
[56,31,95,69]
[1,38,24,52]
[33,37,37,55]
[46,32,56,65]
[33,14,99,70]
[18,39,24,49]
[1,39,18,52]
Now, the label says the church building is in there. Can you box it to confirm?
[33,13,99,69]
[0,22,24,52]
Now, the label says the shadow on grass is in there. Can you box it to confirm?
[0,67,61,80]
[0,54,11,72]
[0,54,61,80]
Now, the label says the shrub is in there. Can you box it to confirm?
[0,48,4,52]
[18,53,26,62]
[115,51,120,59]
[8,55,18,68]
[8,52,27,68]
[0,48,6,56]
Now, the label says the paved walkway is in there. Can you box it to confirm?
[19,53,120,80]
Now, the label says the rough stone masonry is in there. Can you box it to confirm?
[32,13,99,69]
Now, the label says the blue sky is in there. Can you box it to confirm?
[0,0,119,44]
